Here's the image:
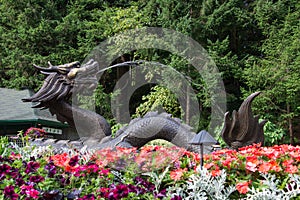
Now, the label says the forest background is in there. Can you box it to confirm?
[0,0,299,144]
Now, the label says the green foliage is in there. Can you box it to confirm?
[167,168,236,199]
[0,136,9,156]
[111,122,127,137]
[134,85,182,118]
[242,0,300,141]
[263,121,286,146]
[0,0,299,139]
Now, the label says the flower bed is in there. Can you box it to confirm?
[0,136,300,199]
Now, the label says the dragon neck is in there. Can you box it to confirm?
[49,100,111,140]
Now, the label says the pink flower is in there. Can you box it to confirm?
[24,127,46,138]
[258,161,272,173]
[204,162,214,169]
[246,161,258,172]
[170,168,187,181]
[236,181,251,194]
[221,157,234,169]
[285,165,298,174]
[26,189,40,199]
[211,169,222,177]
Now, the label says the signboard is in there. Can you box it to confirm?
[42,127,62,135]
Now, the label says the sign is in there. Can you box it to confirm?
[42,127,62,135]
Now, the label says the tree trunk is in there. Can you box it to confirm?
[287,103,294,144]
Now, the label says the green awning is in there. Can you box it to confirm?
[0,119,68,128]
[0,88,69,129]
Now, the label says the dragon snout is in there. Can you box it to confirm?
[33,61,81,75]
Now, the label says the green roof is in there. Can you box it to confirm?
[0,88,68,128]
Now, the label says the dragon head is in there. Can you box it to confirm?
[22,59,99,108]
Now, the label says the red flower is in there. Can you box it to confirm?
[282,159,294,167]
[50,153,69,168]
[204,162,214,169]
[211,169,222,177]
[258,160,281,173]
[24,127,46,138]
[258,161,272,173]
[170,168,187,181]
[10,152,21,160]
[221,157,234,169]
[236,181,251,194]
[285,165,298,174]
[268,160,281,172]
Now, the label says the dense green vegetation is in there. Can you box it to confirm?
[0,0,299,143]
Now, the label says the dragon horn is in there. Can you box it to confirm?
[33,61,81,74]
[33,63,59,73]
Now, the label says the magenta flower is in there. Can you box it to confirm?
[134,176,155,191]
[25,161,40,173]
[4,185,19,200]
[24,127,46,138]
[8,167,20,178]
[155,188,167,199]
[171,195,183,200]
[0,164,11,176]
[113,184,129,198]
[78,194,95,200]
[45,161,57,177]
[26,188,39,199]
[16,177,25,186]
[69,155,79,167]
[42,190,63,200]
[29,175,45,183]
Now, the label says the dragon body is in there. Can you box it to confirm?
[30,111,199,152]
[23,59,265,152]
[23,60,201,152]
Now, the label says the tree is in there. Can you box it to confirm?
[243,0,300,144]
[0,0,69,89]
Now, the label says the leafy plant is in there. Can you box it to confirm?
[0,136,9,155]
[246,173,300,199]
[134,85,182,119]
[167,167,236,200]
[263,121,286,146]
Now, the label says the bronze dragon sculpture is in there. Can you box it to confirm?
[22,59,266,152]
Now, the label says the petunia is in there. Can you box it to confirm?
[69,155,79,167]
[171,195,182,200]
[45,162,57,177]
[0,163,11,177]
[155,188,167,199]
[29,175,45,183]
[25,161,40,173]
[16,177,25,186]
[4,185,19,200]
[25,188,40,199]
[112,184,129,199]
[78,194,95,200]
